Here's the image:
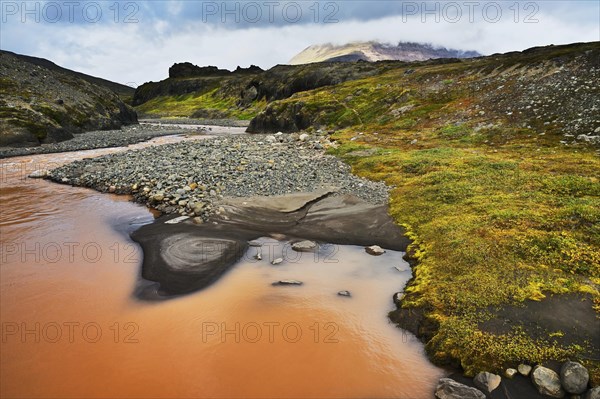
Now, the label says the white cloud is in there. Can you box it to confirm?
[1,3,597,86]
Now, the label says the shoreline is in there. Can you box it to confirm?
[22,123,600,397]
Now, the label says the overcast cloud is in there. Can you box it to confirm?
[0,1,598,86]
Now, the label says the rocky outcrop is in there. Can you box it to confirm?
[0,51,137,147]
[133,61,394,117]
[168,63,262,78]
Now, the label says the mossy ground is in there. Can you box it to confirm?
[135,87,264,120]
[265,43,600,379]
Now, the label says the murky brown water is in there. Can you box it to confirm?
[0,134,444,398]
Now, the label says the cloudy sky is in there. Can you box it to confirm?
[1,1,598,86]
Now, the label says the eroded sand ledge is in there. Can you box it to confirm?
[131,189,409,298]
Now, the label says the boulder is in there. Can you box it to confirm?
[473,371,501,394]
[337,290,351,297]
[560,361,589,394]
[532,365,565,398]
[435,378,486,399]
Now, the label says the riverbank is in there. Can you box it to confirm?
[0,124,190,159]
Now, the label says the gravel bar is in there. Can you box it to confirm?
[0,125,190,159]
[47,132,390,221]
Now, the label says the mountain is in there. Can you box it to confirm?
[289,41,481,65]
[2,50,135,99]
[0,50,137,147]
[252,42,598,137]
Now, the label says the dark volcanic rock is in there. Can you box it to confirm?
[0,50,137,147]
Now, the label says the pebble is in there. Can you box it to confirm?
[365,245,386,256]
[272,280,303,286]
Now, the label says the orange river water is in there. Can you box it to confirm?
[0,133,445,398]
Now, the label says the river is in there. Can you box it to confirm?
[0,132,444,398]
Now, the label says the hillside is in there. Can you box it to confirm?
[1,50,136,100]
[289,41,481,65]
[0,51,137,147]
[250,41,600,380]
[133,58,472,120]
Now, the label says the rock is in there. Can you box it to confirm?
[532,365,565,398]
[299,133,310,142]
[291,240,318,252]
[585,387,600,399]
[272,280,303,286]
[365,245,385,256]
[108,185,116,193]
[393,292,404,306]
[518,364,532,376]
[473,371,502,394]
[193,202,206,215]
[271,257,283,265]
[265,135,277,143]
[164,216,189,225]
[434,378,486,399]
[505,368,518,379]
[28,170,48,178]
[577,134,600,144]
[337,290,351,297]
[560,361,589,394]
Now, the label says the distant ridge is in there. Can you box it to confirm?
[289,41,481,65]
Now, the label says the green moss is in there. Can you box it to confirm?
[135,87,264,119]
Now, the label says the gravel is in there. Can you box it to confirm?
[0,125,190,159]
[47,132,390,221]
